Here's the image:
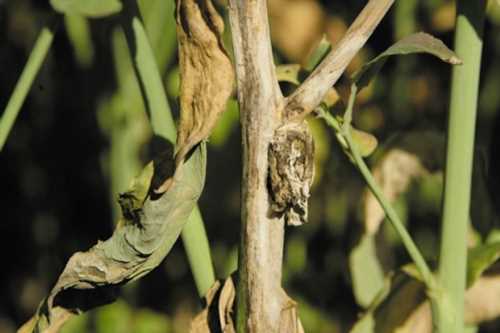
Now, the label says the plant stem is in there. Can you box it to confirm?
[228,0,285,330]
[346,132,435,288]
[181,207,216,296]
[436,1,485,332]
[121,0,215,298]
[318,88,435,291]
[121,0,176,143]
[0,22,56,151]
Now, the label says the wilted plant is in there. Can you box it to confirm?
[2,0,497,333]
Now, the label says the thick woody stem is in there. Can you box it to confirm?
[228,0,285,332]
[285,0,394,120]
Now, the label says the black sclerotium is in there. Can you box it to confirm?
[268,121,314,226]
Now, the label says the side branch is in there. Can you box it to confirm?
[284,0,394,120]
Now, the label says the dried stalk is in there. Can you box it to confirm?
[228,0,394,331]
[285,0,394,120]
[228,0,285,331]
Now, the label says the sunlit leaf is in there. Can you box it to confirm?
[353,32,461,91]
[50,0,122,18]
[351,128,378,158]
[467,241,500,287]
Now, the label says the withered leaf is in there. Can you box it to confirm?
[189,278,236,333]
[155,0,233,194]
[19,144,206,333]
[161,0,233,187]
[189,277,304,333]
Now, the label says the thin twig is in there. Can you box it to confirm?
[285,0,394,121]
[340,86,435,291]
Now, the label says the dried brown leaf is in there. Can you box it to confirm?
[189,278,236,333]
[279,292,305,333]
[189,278,304,333]
[173,0,234,173]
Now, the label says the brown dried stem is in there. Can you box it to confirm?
[228,0,286,331]
[285,0,395,120]
[228,0,394,331]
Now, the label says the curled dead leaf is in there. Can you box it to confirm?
[189,277,304,333]
[19,144,207,333]
[155,0,234,194]
[189,277,236,333]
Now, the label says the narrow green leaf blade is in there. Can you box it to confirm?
[353,32,461,90]
[50,0,122,18]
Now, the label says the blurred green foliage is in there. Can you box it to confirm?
[3,0,500,332]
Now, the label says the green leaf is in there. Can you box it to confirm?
[316,107,378,158]
[352,32,461,91]
[304,35,331,72]
[467,241,500,287]
[64,14,94,68]
[276,64,301,85]
[349,235,385,308]
[50,0,122,18]
[351,127,378,158]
